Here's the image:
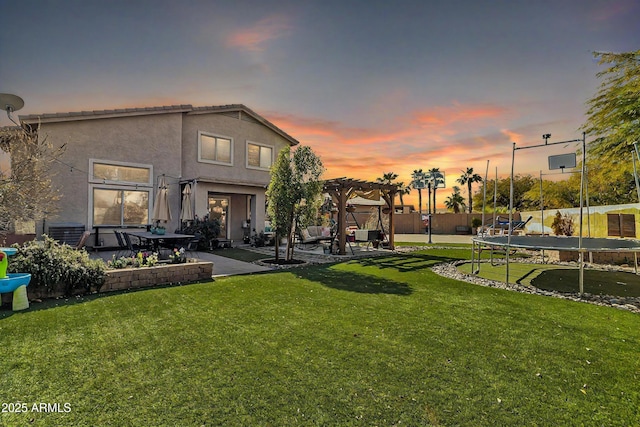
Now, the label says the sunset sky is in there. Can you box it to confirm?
[1,0,638,209]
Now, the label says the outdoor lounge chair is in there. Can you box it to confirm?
[297,226,332,249]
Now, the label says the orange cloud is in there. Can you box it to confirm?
[266,102,526,209]
[226,14,293,52]
[500,128,524,143]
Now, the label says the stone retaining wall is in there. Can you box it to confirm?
[101,261,214,292]
[558,251,638,266]
[1,261,214,302]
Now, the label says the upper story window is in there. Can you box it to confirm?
[247,142,273,170]
[198,131,233,165]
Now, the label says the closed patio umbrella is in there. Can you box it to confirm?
[152,175,172,224]
[180,183,194,222]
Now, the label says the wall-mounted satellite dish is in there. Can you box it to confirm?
[0,93,25,126]
[0,93,24,113]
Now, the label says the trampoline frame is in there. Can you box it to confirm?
[477,133,640,293]
[471,235,640,284]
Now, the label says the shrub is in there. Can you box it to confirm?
[8,236,106,296]
[108,251,159,269]
[181,215,221,250]
[551,211,574,236]
[471,217,482,228]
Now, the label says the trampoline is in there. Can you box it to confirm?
[471,235,640,293]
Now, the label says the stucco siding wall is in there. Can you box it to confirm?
[40,113,183,230]
[181,113,291,185]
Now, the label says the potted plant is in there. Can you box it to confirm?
[471,217,482,235]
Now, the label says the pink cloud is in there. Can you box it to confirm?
[589,0,634,22]
[226,14,293,52]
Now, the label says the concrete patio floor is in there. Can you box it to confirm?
[90,234,472,277]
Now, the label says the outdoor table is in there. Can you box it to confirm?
[126,231,195,253]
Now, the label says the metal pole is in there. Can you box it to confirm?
[482,160,489,236]
[471,240,475,274]
[507,142,516,284]
[539,170,546,262]
[493,167,498,233]
[539,170,544,234]
[578,132,586,294]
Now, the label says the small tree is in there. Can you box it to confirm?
[444,186,466,213]
[266,146,324,261]
[582,49,640,163]
[551,211,574,236]
[457,167,483,213]
[411,169,425,214]
[0,124,64,239]
[429,168,445,214]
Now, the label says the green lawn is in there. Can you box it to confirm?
[1,250,638,426]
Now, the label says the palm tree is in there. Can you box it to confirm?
[428,168,445,214]
[396,181,411,207]
[444,186,466,213]
[457,167,483,213]
[411,169,425,213]
[376,172,399,185]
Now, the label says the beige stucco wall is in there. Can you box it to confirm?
[30,107,293,247]
[181,112,291,185]
[40,112,183,235]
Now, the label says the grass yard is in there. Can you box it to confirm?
[1,249,638,426]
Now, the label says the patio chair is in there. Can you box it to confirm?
[113,231,128,257]
[122,232,145,256]
[184,237,200,259]
[74,231,91,251]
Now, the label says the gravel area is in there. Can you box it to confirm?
[431,259,640,314]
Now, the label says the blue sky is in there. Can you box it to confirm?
[1,0,638,206]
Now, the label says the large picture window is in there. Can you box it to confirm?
[92,188,150,226]
[247,142,273,169]
[199,131,233,165]
[89,160,153,226]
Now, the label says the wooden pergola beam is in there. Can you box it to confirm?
[323,177,398,255]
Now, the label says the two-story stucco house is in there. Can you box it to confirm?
[20,104,299,247]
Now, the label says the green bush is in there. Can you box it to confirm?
[181,215,221,250]
[8,236,106,296]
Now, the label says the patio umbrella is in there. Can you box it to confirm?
[152,175,172,224]
[180,183,194,222]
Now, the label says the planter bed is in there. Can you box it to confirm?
[101,261,214,292]
[4,261,214,302]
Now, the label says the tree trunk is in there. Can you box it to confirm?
[468,182,473,213]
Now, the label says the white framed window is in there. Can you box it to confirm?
[89,159,153,227]
[198,131,233,165]
[90,159,153,185]
[246,141,273,170]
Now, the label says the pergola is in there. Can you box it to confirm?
[323,177,398,255]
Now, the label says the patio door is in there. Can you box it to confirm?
[208,195,229,238]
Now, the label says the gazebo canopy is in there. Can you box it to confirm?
[323,177,398,254]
